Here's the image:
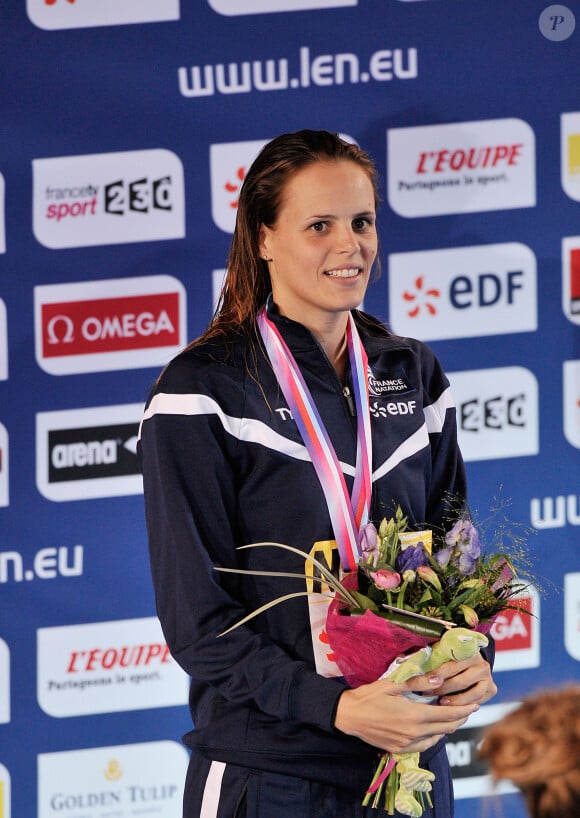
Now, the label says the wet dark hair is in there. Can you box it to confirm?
[194,129,380,346]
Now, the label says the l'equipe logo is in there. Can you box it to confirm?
[387,118,536,217]
[36,404,143,502]
[32,149,185,249]
[27,0,179,30]
[561,112,580,201]
[37,618,189,717]
[208,0,356,14]
[448,366,539,462]
[34,275,186,375]
[388,242,537,341]
[38,741,188,818]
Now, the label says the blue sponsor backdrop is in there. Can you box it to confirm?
[1,1,579,816]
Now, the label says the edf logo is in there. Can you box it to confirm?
[389,242,537,341]
[449,270,524,309]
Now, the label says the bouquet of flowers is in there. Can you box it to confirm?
[216,502,531,817]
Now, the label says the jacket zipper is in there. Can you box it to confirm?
[342,385,356,417]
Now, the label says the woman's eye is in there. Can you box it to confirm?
[353,217,371,230]
[311,221,326,232]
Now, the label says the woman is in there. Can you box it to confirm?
[479,685,580,818]
[139,130,497,817]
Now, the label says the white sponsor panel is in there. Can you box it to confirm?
[208,0,356,14]
[27,0,179,30]
[38,740,188,818]
[34,275,187,375]
[211,139,270,232]
[490,585,540,671]
[37,617,188,718]
[36,403,143,502]
[450,703,519,799]
[561,112,580,201]
[388,243,537,341]
[564,572,580,660]
[211,134,355,232]
[0,639,10,723]
[32,149,185,249]
[0,422,8,508]
[213,268,227,313]
[0,298,7,380]
[0,173,5,254]
[388,118,536,217]
[563,360,580,448]
[0,763,10,818]
[562,236,580,325]
[448,367,539,461]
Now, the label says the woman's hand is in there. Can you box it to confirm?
[430,651,497,708]
[334,671,481,754]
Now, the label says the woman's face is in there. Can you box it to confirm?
[259,160,378,329]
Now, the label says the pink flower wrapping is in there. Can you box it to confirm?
[325,572,436,688]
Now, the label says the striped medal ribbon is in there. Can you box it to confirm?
[257,308,372,571]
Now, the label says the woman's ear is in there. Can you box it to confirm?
[258,224,272,262]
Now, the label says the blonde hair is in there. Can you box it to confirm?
[479,685,580,818]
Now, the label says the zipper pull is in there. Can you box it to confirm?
[342,385,356,416]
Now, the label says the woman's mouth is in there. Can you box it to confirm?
[324,267,361,278]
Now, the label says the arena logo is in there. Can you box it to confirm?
[36,404,144,501]
[562,236,580,325]
[388,242,537,342]
[563,360,580,448]
[208,0,356,13]
[387,118,536,217]
[0,545,83,584]
[564,572,580,661]
[179,45,417,99]
[38,741,188,818]
[561,111,580,202]
[0,640,9,724]
[490,586,540,671]
[34,276,186,375]
[27,0,179,30]
[210,135,355,233]
[0,421,8,508]
[448,702,519,799]
[531,493,580,529]
[32,149,185,249]
[37,618,189,717]
[0,298,7,380]
[0,763,11,818]
[447,366,538,462]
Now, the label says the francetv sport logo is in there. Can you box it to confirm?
[34,275,187,375]
[32,149,185,249]
[36,404,143,502]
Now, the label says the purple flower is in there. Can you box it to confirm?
[434,547,453,569]
[358,523,380,565]
[458,553,477,576]
[396,542,429,573]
